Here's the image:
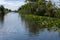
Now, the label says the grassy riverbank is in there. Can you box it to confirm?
[20,13,60,29]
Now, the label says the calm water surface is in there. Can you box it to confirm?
[0,12,60,40]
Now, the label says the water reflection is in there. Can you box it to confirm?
[20,14,60,40]
[0,13,5,28]
[0,12,60,40]
[20,15,42,36]
[20,14,60,36]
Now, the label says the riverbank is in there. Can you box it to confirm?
[20,13,60,29]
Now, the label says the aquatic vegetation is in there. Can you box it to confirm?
[20,13,60,32]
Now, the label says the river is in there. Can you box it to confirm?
[0,12,60,40]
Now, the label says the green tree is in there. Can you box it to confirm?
[19,0,59,18]
[45,0,56,17]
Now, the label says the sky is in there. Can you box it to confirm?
[0,0,25,10]
[0,0,60,10]
[51,0,60,7]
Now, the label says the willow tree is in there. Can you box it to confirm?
[35,0,46,16]
[45,0,56,17]
[25,0,46,15]
[19,0,57,17]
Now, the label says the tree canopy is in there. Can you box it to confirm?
[18,0,60,18]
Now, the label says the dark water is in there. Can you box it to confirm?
[0,12,60,40]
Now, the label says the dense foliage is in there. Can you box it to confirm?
[0,5,11,14]
[0,5,5,13]
[20,13,60,33]
[18,0,60,18]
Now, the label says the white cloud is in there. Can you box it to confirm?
[0,0,25,10]
[5,2,25,10]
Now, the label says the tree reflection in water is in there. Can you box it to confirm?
[0,12,5,28]
[20,14,60,36]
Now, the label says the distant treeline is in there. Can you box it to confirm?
[18,0,60,18]
[0,5,11,14]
